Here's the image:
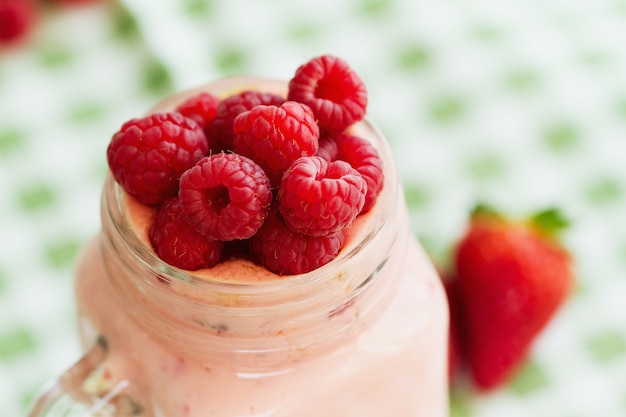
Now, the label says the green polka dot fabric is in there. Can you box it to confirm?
[1,0,626,416]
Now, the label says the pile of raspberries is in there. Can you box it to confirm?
[107,55,384,275]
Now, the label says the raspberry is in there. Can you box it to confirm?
[278,156,366,237]
[213,90,284,151]
[232,101,320,186]
[316,134,339,162]
[150,197,223,270]
[175,92,220,147]
[249,211,346,275]
[107,112,208,206]
[287,55,367,133]
[0,0,36,46]
[179,153,272,241]
[334,133,384,213]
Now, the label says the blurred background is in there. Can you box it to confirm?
[1,0,626,416]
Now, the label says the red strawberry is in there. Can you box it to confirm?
[452,206,573,390]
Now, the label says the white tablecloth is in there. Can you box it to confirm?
[1,1,626,416]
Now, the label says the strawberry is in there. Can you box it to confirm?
[451,206,573,390]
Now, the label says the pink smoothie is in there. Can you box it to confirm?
[72,78,450,417]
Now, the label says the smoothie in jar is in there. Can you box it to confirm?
[29,55,449,417]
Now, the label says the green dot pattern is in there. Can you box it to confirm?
[466,154,505,181]
[587,331,626,363]
[111,5,139,39]
[586,178,623,206]
[0,129,26,155]
[0,269,6,294]
[505,69,540,91]
[17,183,57,213]
[183,0,214,17]
[37,44,74,69]
[429,96,467,123]
[142,58,174,95]
[69,101,106,124]
[2,0,626,416]
[358,0,393,16]
[396,44,432,71]
[508,360,551,396]
[0,328,37,360]
[44,237,81,269]
[214,45,249,74]
[544,123,581,152]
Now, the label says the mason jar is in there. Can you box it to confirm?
[28,77,450,417]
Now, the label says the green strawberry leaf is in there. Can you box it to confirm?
[470,203,503,221]
[529,208,569,238]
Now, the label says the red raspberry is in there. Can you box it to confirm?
[249,211,346,275]
[175,92,220,147]
[107,112,208,206]
[287,55,367,133]
[316,134,339,162]
[213,90,284,151]
[179,153,272,241]
[278,156,366,237]
[232,101,320,186]
[150,197,223,270]
[0,0,36,46]
[334,133,384,213]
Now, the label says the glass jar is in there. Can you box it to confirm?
[28,78,450,417]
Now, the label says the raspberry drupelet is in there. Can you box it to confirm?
[150,197,223,270]
[107,112,209,206]
[278,156,367,237]
[232,101,320,186]
[179,153,272,241]
[287,54,367,133]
